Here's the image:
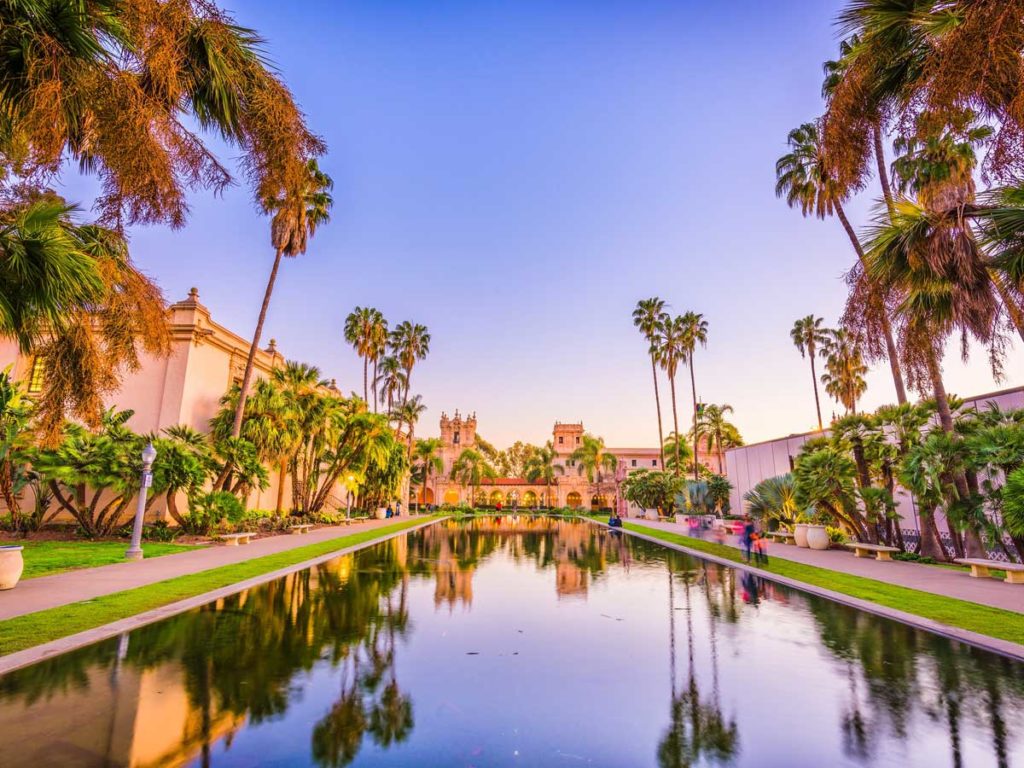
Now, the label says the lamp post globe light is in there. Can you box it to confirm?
[125,442,158,561]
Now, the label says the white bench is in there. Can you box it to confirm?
[767,531,795,545]
[289,524,314,535]
[220,532,254,546]
[844,542,900,561]
[955,558,1024,584]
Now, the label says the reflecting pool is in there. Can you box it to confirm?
[1,517,1023,767]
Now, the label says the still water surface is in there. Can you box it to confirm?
[1,517,1022,767]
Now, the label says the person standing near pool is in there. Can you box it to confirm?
[741,514,755,562]
[395,499,402,517]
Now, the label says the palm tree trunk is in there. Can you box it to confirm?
[689,360,699,480]
[372,358,379,413]
[835,201,908,404]
[276,462,287,514]
[990,270,1024,343]
[231,247,285,437]
[651,356,666,469]
[669,372,680,477]
[363,356,369,406]
[809,351,823,431]
[873,124,896,219]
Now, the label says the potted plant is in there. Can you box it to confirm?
[793,521,809,548]
[0,544,24,590]
[805,522,830,550]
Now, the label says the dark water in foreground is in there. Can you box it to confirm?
[1,517,1022,767]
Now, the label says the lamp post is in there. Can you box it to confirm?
[125,442,157,561]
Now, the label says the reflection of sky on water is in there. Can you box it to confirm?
[1,518,1022,767]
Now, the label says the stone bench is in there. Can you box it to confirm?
[844,542,900,561]
[767,531,795,544]
[955,558,1024,584]
[289,524,314,535]
[220,532,254,546]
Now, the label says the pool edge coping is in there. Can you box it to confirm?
[0,516,446,676]
[603,520,1024,663]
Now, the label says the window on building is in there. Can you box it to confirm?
[631,459,637,467]
[558,436,563,445]
[28,356,46,393]
[454,431,460,444]
[575,436,580,444]
[652,459,658,467]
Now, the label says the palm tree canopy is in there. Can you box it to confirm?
[790,315,829,359]
[633,297,667,341]
[570,434,617,483]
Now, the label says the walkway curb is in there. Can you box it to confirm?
[600,520,1024,663]
[0,516,445,676]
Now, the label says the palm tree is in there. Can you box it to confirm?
[412,438,443,510]
[662,433,695,476]
[820,329,868,416]
[450,448,496,507]
[368,316,390,413]
[571,434,617,485]
[776,121,907,404]
[653,314,688,477]
[1,202,170,438]
[790,316,829,431]
[389,322,430,405]
[376,357,407,416]
[524,441,564,508]
[0,1,323,229]
[633,298,668,468]
[345,307,387,407]
[231,159,333,437]
[692,404,743,475]
[680,311,708,481]
[391,395,427,463]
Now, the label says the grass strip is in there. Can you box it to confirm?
[0,540,202,579]
[0,517,437,656]
[624,522,1024,647]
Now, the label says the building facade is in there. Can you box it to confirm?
[419,410,718,510]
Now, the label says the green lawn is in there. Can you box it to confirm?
[1,540,202,579]
[0,516,438,656]
[623,521,1024,647]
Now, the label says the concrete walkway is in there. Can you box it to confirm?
[631,519,1024,614]
[0,517,414,622]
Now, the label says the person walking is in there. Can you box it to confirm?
[741,514,755,563]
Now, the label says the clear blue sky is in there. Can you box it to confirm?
[64,0,1024,447]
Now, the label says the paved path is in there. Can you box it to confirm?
[0,517,413,622]
[630,519,1024,614]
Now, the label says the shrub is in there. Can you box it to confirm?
[826,526,848,545]
[178,491,246,536]
[894,552,936,565]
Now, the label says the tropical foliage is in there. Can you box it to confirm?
[622,469,685,516]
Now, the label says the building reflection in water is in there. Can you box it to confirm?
[0,517,1023,768]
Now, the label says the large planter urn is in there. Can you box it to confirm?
[375,507,387,520]
[794,523,809,548]
[805,524,830,551]
[0,545,24,590]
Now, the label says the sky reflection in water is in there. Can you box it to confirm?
[1,516,1022,767]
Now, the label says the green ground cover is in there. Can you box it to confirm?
[622,521,1024,647]
[1,540,201,579]
[0,517,437,656]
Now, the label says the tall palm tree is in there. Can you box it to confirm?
[820,329,868,416]
[450,448,496,508]
[391,395,427,463]
[368,316,390,413]
[412,437,443,510]
[345,307,386,407]
[376,357,406,416]
[692,404,743,475]
[524,441,564,508]
[231,159,333,437]
[790,315,829,431]
[662,433,695,476]
[776,121,907,404]
[389,322,430,404]
[633,298,668,468]
[680,311,708,481]
[653,314,688,477]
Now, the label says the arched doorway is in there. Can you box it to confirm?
[506,490,519,507]
[523,490,537,507]
[566,491,582,509]
[473,489,488,507]
[411,487,435,505]
[443,488,460,506]
[489,489,505,507]
[591,494,608,510]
